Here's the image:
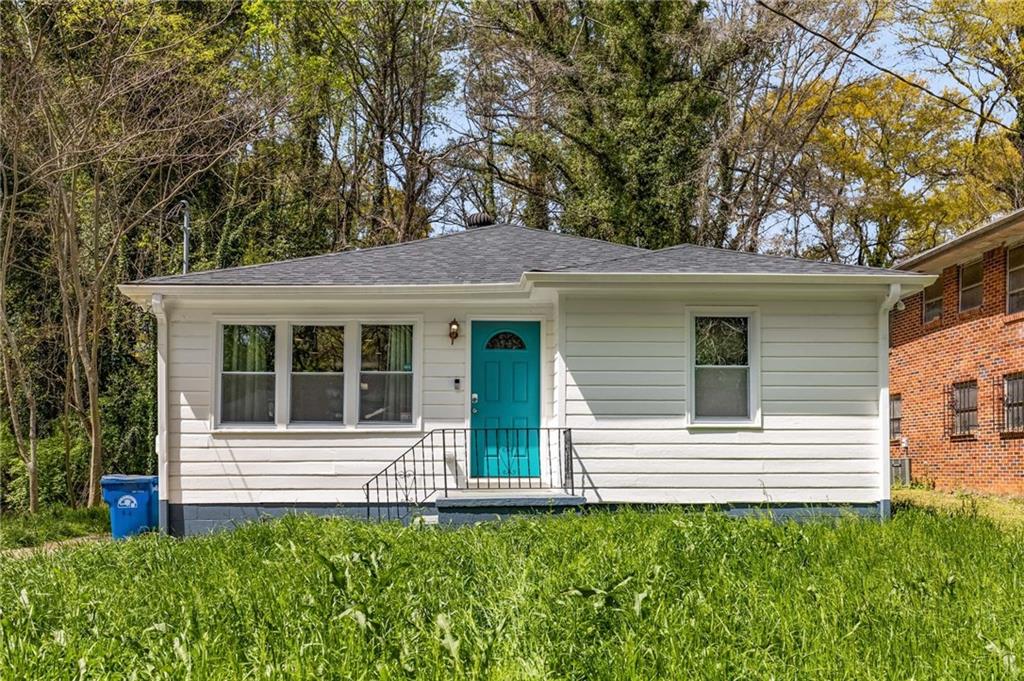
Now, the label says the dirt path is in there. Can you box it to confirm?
[1,534,109,560]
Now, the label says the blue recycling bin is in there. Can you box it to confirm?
[100,475,159,539]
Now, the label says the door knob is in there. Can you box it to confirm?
[472,408,478,414]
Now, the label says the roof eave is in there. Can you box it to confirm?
[120,270,935,307]
[523,271,934,287]
[897,207,1024,271]
[117,281,529,306]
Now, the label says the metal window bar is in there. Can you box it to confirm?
[950,381,978,437]
[889,396,902,440]
[1004,373,1024,433]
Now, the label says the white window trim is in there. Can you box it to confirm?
[211,315,423,434]
[357,322,417,426]
[959,258,983,312]
[215,321,279,431]
[288,324,346,427]
[1007,243,1024,314]
[685,307,762,430]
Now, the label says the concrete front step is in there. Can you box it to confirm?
[434,490,586,525]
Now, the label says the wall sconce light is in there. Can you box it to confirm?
[448,318,460,345]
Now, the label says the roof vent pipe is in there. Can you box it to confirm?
[169,200,191,274]
[466,212,495,229]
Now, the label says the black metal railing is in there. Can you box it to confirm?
[363,427,574,521]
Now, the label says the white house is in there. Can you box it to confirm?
[119,220,931,535]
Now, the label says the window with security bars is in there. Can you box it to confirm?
[1003,373,1024,434]
[947,381,978,437]
[889,395,902,440]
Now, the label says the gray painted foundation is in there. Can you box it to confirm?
[585,501,887,521]
[166,499,889,537]
[167,503,378,537]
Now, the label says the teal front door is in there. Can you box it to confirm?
[470,321,541,478]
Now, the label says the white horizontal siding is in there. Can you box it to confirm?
[164,303,555,503]
[562,295,882,506]
[161,292,884,508]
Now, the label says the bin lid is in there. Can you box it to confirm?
[100,474,158,488]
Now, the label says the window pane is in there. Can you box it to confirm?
[1009,268,1024,294]
[223,325,275,372]
[361,325,413,371]
[485,331,526,350]
[1007,375,1024,431]
[961,261,982,288]
[1010,245,1024,270]
[960,285,982,311]
[360,373,413,422]
[924,280,943,302]
[695,317,748,366]
[695,367,749,418]
[292,326,344,372]
[924,299,943,323]
[291,374,343,422]
[222,374,275,423]
[1010,291,1024,315]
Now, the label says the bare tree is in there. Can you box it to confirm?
[1,3,259,505]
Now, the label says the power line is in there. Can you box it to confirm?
[754,0,1018,135]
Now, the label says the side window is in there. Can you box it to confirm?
[692,315,755,423]
[360,324,414,423]
[922,280,943,324]
[1003,373,1024,434]
[889,395,902,440]
[221,325,276,423]
[959,260,982,312]
[950,380,978,437]
[1008,245,1024,314]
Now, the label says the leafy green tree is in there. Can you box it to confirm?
[468,0,728,248]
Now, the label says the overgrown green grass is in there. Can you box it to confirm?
[1,508,1023,679]
[0,506,109,550]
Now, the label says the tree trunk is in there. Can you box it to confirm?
[84,360,103,507]
[26,429,38,514]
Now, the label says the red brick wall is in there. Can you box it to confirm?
[890,245,1024,495]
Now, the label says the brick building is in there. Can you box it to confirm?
[891,209,1024,494]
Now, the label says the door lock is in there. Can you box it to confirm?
[471,393,479,404]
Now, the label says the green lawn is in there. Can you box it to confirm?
[1,508,1023,679]
[0,506,109,550]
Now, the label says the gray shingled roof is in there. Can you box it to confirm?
[558,243,895,275]
[137,225,643,286]
[135,224,898,286]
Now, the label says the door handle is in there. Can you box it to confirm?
[472,408,478,414]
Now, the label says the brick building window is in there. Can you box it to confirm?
[1004,373,1024,434]
[922,279,943,323]
[959,260,983,312]
[889,394,902,440]
[948,380,978,437]
[1008,244,1024,314]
